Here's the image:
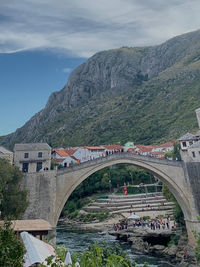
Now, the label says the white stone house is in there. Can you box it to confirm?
[0,146,13,164]
[85,146,105,160]
[14,143,51,173]
[103,145,123,154]
[187,140,200,162]
[152,141,175,153]
[178,108,200,161]
[69,147,91,163]
[178,133,197,161]
[178,132,196,151]
[51,148,77,167]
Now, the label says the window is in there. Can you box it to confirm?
[192,151,196,158]
[22,163,29,172]
[38,152,42,158]
[182,142,187,147]
[24,153,29,158]
[36,162,42,172]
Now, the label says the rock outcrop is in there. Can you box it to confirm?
[110,228,198,266]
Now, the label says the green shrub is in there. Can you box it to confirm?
[96,211,109,221]
[80,211,109,223]
[68,210,79,219]
[141,216,150,221]
[168,234,180,247]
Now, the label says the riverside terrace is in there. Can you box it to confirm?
[21,152,200,246]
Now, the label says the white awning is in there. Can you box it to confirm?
[128,214,140,219]
[20,231,55,267]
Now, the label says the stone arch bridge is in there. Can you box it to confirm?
[22,153,200,245]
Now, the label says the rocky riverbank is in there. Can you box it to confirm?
[60,210,198,266]
[60,213,125,231]
[109,227,197,267]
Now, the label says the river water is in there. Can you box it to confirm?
[56,222,175,267]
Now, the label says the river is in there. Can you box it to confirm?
[56,222,175,267]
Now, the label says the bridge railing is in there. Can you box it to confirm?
[57,152,182,174]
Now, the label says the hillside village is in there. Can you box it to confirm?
[0,108,200,173]
[0,140,178,172]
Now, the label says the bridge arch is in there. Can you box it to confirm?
[54,154,193,233]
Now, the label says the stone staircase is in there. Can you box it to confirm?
[83,192,174,215]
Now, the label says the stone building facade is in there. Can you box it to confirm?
[178,108,200,162]
[14,143,51,173]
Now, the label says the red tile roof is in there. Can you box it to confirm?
[103,145,123,150]
[65,148,77,156]
[54,149,70,157]
[155,140,175,148]
[135,145,154,153]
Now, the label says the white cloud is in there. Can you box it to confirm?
[0,0,200,57]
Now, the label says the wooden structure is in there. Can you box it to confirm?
[0,219,52,240]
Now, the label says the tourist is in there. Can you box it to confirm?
[166,217,170,229]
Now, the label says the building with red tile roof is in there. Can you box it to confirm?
[103,145,123,150]
[51,148,78,167]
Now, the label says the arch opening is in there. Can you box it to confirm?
[55,158,190,231]
[59,164,161,220]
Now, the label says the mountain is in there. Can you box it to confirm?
[2,30,200,149]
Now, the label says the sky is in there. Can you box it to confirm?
[1,0,200,136]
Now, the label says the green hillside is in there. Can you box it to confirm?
[1,30,200,149]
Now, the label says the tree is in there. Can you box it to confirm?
[0,158,28,219]
[101,173,110,189]
[162,184,184,226]
[164,142,181,161]
[172,142,181,161]
[40,243,137,267]
[0,221,25,266]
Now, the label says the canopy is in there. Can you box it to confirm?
[128,214,140,219]
[64,252,72,265]
[20,231,55,267]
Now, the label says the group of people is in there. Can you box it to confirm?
[113,220,128,231]
[142,217,171,230]
[113,216,172,231]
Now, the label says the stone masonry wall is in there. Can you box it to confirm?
[21,170,57,224]
[185,162,200,215]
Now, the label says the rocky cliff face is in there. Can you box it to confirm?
[2,29,200,149]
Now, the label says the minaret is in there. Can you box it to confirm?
[195,108,200,129]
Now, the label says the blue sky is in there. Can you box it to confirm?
[0,51,86,135]
[1,0,200,135]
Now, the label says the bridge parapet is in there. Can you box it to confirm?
[57,152,182,175]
